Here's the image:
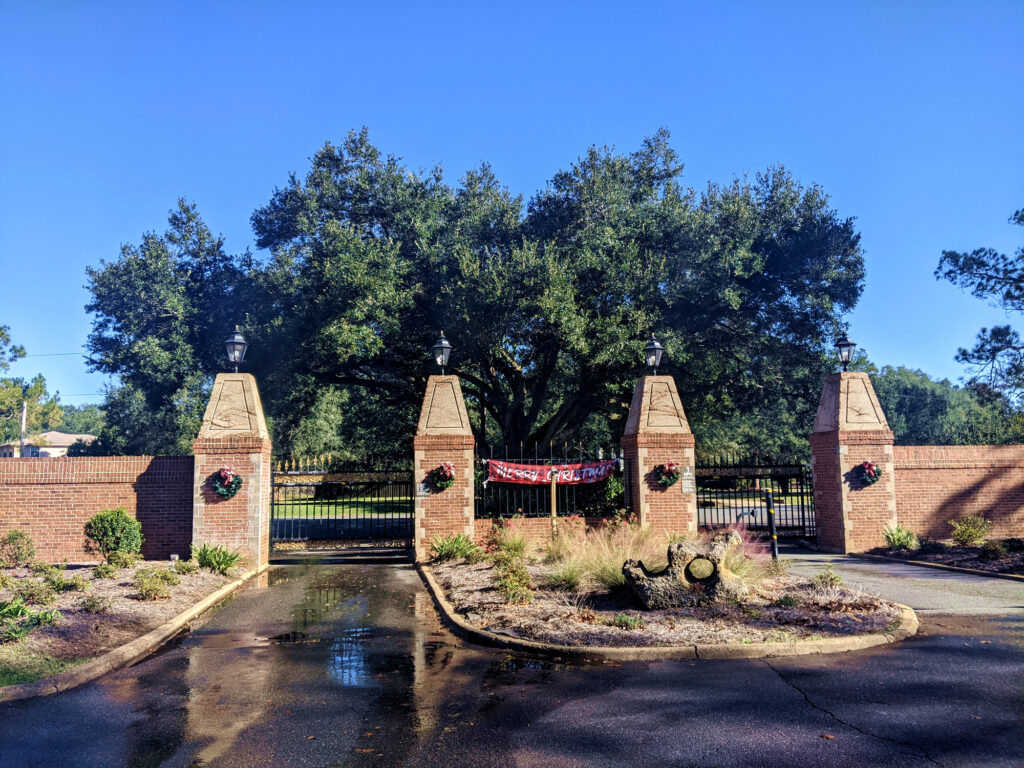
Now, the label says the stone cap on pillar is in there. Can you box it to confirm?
[196,373,269,442]
[623,375,691,436]
[416,375,472,437]
[812,372,890,433]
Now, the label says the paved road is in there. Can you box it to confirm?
[0,549,1021,767]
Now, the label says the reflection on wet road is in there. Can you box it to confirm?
[1,551,1022,767]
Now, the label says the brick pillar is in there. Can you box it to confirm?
[620,375,697,536]
[810,371,897,553]
[192,373,272,573]
[413,375,475,562]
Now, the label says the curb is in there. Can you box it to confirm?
[416,564,918,662]
[850,553,1024,583]
[0,564,268,704]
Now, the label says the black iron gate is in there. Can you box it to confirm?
[271,457,414,546]
[696,456,814,538]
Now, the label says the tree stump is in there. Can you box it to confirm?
[622,530,749,609]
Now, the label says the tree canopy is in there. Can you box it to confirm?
[86,130,866,457]
[936,206,1024,400]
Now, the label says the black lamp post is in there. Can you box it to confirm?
[644,334,665,374]
[225,327,248,373]
[432,332,452,374]
[835,333,856,372]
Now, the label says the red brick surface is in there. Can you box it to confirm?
[894,445,1024,539]
[621,433,696,536]
[0,456,193,562]
[414,435,474,561]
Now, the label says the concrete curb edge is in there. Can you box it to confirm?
[416,563,918,662]
[850,552,1024,583]
[0,563,269,704]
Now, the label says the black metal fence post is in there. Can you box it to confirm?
[765,490,779,560]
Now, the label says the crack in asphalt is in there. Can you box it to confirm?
[763,660,942,766]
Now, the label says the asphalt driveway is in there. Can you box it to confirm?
[0,548,1021,767]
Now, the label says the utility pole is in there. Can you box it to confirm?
[19,400,27,458]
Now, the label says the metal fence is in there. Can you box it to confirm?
[475,446,628,519]
[695,455,814,538]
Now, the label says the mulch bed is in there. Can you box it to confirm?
[868,541,1024,576]
[429,559,902,647]
[1,561,231,662]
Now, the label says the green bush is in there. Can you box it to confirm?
[948,515,990,547]
[496,528,528,558]
[882,524,919,552]
[13,579,57,606]
[430,533,480,563]
[612,613,645,630]
[191,543,243,575]
[812,563,844,589]
[979,540,1007,560]
[543,560,583,591]
[0,572,10,590]
[772,594,799,608]
[107,550,141,569]
[28,560,56,576]
[93,562,118,579]
[0,597,61,643]
[0,530,35,567]
[134,568,179,600]
[85,508,144,557]
[44,565,91,593]
[81,593,114,613]
[172,558,199,575]
[494,555,533,604]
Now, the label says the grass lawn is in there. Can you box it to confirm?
[272,498,413,518]
[0,645,90,687]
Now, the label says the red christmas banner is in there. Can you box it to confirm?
[486,459,618,485]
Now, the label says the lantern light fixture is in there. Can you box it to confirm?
[225,326,248,373]
[644,334,665,374]
[835,333,856,372]
[432,331,452,374]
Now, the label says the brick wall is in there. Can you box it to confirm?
[809,432,844,552]
[622,433,697,537]
[0,456,193,562]
[413,434,474,561]
[894,445,1024,539]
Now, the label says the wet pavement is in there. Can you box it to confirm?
[1,548,1022,767]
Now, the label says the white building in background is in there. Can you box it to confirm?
[0,431,97,458]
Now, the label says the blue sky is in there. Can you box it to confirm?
[1,1,1022,405]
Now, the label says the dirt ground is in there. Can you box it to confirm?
[1,561,230,661]
[869,541,1024,576]
[429,559,902,647]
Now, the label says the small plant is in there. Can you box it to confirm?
[191,543,243,575]
[948,515,990,547]
[107,550,141,569]
[134,568,180,600]
[85,507,143,558]
[28,560,57,576]
[882,524,919,552]
[652,460,681,487]
[0,596,30,620]
[812,563,844,589]
[493,554,533,604]
[81,593,114,613]
[47,571,92,593]
[765,557,791,576]
[0,572,10,590]
[430,533,480,562]
[543,560,584,591]
[979,540,1008,560]
[0,597,61,643]
[172,558,199,575]
[212,466,243,499]
[611,613,645,630]
[772,594,799,608]
[13,579,57,606]
[93,562,118,579]
[0,530,35,567]
[429,462,456,491]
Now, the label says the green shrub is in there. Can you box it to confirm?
[191,543,243,575]
[0,598,61,643]
[85,508,143,557]
[93,562,118,579]
[0,596,30,621]
[612,613,645,630]
[81,593,114,613]
[765,558,791,576]
[493,555,533,604]
[0,572,11,591]
[45,568,91,593]
[543,561,583,591]
[134,568,179,600]
[0,530,35,567]
[430,533,480,563]
[28,560,57,576]
[883,524,919,552]
[13,579,57,606]
[107,550,141,569]
[496,528,528,558]
[772,594,799,608]
[171,558,199,575]
[812,563,844,589]
[948,515,990,547]
[979,540,1007,560]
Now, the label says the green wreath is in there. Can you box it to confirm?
[854,460,882,485]
[213,467,243,498]
[430,462,456,491]
[653,460,681,487]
